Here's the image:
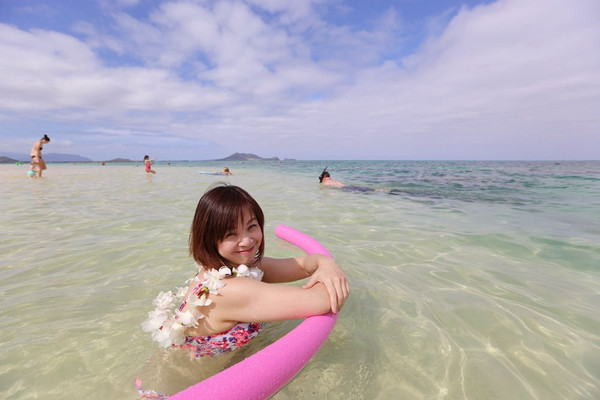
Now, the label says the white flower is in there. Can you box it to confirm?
[248,267,264,281]
[234,264,249,276]
[175,286,187,298]
[152,291,174,310]
[188,292,212,308]
[153,319,186,348]
[232,264,264,280]
[168,321,187,346]
[176,308,202,327]
[152,328,168,347]
[141,309,169,332]
[203,268,229,294]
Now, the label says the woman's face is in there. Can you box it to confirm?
[217,209,263,266]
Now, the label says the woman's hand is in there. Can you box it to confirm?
[302,256,349,314]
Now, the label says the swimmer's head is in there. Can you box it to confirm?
[318,166,329,183]
[42,134,50,142]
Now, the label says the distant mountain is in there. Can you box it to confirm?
[0,152,32,162]
[104,158,136,163]
[215,152,279,161]
[0,156,19,164]
[0,152,92,162]
[44,153,92,162]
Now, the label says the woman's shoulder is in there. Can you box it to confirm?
[208,266,265,308]
[141,265,263,347]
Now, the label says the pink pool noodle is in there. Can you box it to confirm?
[171,225,339,400]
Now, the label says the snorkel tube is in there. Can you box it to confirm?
[318,166,328,183]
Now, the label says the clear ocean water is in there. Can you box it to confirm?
[1,160,599,399]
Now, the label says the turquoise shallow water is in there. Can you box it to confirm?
[1,160,599,399]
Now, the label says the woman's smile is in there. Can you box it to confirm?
[218,210,263,266]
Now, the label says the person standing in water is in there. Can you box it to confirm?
[144,155,156,174]
[30,134,51,178]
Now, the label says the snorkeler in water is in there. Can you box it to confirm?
[318,167,376,192]
[318,167,345,188]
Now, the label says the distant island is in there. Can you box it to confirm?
[0,156,19,164]
[104,158,135,163]
[214,153,280,161]
[0,152,92,163]
[45,153,92,162]
[0,152,286,163]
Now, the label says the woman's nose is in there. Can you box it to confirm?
[239,233,254,246]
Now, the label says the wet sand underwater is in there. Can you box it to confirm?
[1,160,599,399]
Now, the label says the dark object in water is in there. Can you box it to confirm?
[342,185,375,192]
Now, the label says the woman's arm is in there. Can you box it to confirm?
[217,277,331,323]
[260,256,308,283]
[261,255,349,313]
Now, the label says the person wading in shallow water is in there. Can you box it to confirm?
[144,155,157,174]
[29,134,51,178]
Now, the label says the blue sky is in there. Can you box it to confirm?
[1,0,598,161]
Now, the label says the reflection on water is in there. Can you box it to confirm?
[1,161,599,399]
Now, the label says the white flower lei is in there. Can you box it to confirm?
[141,264,264,348]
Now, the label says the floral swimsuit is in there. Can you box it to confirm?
[136,264,264,399]
[178,321,264,358]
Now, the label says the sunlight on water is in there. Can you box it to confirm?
[1,161,599,399]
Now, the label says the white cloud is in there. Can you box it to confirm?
[0,0,598,160]
[296,0,600,159]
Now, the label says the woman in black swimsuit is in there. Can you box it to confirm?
[30,134,50,178]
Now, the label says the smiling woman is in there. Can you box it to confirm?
[171,225,339,400]
[135,184,349,398]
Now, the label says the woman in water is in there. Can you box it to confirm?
[29,134,50,178]
[136,184,349,398]
[144,155,156,174]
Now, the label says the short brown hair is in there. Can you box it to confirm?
[189,184,265,269]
